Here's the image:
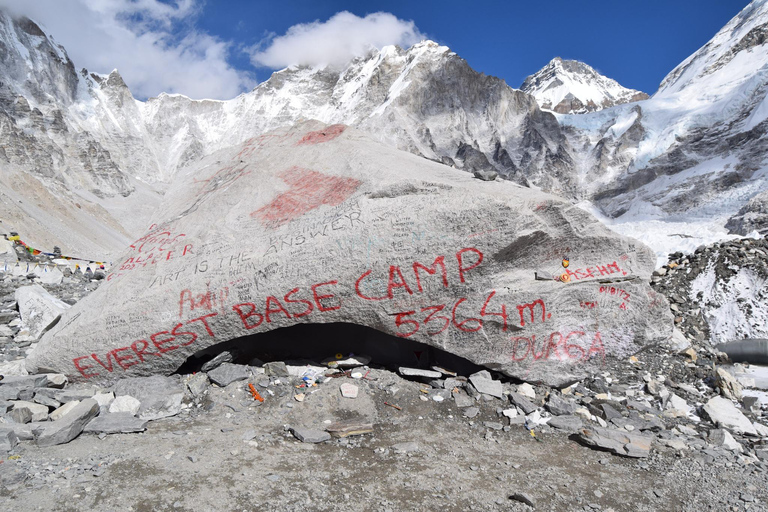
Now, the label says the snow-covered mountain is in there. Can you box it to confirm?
[135,42,573,192]
[559,0,768,235]
[0,13,162,259]
[520,57,648,114]
[0,1,767,262]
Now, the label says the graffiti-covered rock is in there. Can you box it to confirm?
[27,121,672,386]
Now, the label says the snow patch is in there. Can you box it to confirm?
[690,263,768,344]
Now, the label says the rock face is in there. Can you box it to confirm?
[27,122,672,386]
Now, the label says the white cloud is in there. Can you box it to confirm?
[0,0,253,100]
[250,11,425,69]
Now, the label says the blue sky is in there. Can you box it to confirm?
[1,0,749,99]
[203,0,747,94]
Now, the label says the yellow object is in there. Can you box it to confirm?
[335,353,343,360]
[529,430,536,438]
[562,258,569,268]
[8,455,21,460]
[560,273,571,283]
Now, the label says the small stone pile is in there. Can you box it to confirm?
[0,342,766,477]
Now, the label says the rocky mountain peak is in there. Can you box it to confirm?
[0,10,78,107]
[520,57,649,114]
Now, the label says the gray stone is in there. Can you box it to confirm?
[625,399,661,415]
[546,393,576,416]
[443,377,466,390]
[576,426,653,458]
[484,421,504,430]
[36,398,99,447]
[398,367,442,379]
[325,421,374,438]
[32,392,60,408]
[27,122,670,387]
[741,493,756,503]
[742,396,760,411]
[516,383,536,399]
[0,429,18,452]
[201,351,234,372]
[242,430,258,441]
[114,376,184,420]
[51,400,83,420]
[290,426,330,443]
[453,390,475,408]
[392,441,420,453]
[463,406,480,418]
[207,363,251,387]
[548,415,584,432]
[0,374,48,389]
[264,362,290,377]
[56,388,97,403]
[0,387,21,401]
[510,492,536,507]
[10,407,32,424]
[0,311,19,323]
[92,392,115,408]
[0,422,45,441]
[83,413,148,434]
[469,372,503,399]
[716,368,743,400]
[10,400,48,421]
[600,403,624,421]
[186,372,209,398]
[108,396,140,415]
[14,284,70,341]
[709,428,743,453]
[473,169,498,181]
[703,396,757,435]
[44,374,67,388]
[646,379,664,396]
[509,392,537,415]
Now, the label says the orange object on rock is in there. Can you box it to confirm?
[248,383,264,402]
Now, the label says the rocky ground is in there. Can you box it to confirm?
[1,237,767,511]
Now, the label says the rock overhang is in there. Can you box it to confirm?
[27,120,673,386]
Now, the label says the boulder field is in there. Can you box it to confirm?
[27,121,672,386]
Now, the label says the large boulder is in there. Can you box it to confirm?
[27,121,672,386]
[15,285,70,342]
